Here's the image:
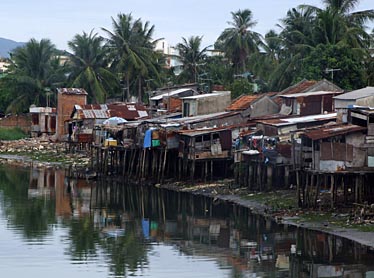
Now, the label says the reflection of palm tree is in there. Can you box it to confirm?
[0,167,56,240]
[99,223,149,277]
[68,30,119,104]
[66,217,100,260]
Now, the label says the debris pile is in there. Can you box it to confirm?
[0,138,91,167]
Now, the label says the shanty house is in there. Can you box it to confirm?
[57,88,87,140]
[29,106,57,137]
[334,87,374,123]
[256,113,337,141]
[178,127,232,160]
[298,124,367,171]
[278,91,342,116]
[274,79,342,115]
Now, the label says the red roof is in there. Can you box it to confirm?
[226,95,261,111]
[280,80,317,96]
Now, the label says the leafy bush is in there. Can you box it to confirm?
[0,127,27,140]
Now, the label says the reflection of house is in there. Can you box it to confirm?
[29,106,56,137]
[182,91,231,117]
[334,86,374,123]
[226,94,279,118]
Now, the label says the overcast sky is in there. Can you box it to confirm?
[1,0,373,51]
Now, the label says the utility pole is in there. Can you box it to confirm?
[325,68,341,84]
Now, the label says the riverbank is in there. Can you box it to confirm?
[0,138,90,168]
[1,138,374,248]
[159,181,374,249]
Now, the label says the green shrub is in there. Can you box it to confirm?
[0,127,27,140]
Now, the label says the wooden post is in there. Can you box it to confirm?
[210,160,213,181]
[296,170,301,207]
[314,174,320,208]
[161,148,167,183]
[330,174,335,209]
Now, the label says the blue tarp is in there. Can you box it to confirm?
[143,129,152,148]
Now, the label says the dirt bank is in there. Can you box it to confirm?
[159,181,374,248]
[0,138,90,168]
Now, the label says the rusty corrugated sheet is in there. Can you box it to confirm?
[302,124,366,140]
[226,95,259,111]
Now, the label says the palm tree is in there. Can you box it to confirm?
[215,9,262,74]
[4,38,65,112]
[68,30,119,104]
[300,0,374,47]
[102,13,160,102]
[175,36,210,84]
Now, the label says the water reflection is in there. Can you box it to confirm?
[0,165,374,277]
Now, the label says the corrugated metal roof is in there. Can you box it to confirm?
[333,87,374,100]
[150,88,195,101]
[181,91,230,100]
[226,95,260,111]
[178,126,231,137]
[58,88,88,95]
[279,90,341,98]
[302,124,366,140]
[257,113,337,127]
[73,102,148,120]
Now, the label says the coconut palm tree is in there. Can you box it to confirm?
[3,38,65,112]
[300,0,374,47]
[175,36,210,84]
[68,30,119,104]
[215,9,262,74]
[102,13,160,102]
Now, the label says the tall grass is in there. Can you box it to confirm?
[0,127,27,140]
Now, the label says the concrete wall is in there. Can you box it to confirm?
[0,114,31,133]
[250,96,280,118]
[346,133,366,167]
[196,92,231,116]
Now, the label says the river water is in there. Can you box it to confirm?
[1,165,374,277]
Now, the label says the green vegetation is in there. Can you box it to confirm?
[0,0,373,112]
[0,127,27,140]
[243,191,297,211]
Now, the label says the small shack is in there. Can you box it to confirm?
[278,91,342,116]
[178,127,233,181]
[181,91,231,117]
[29,106,56,137]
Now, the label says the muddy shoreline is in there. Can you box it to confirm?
[158,181,374,249]
[1,147,374,249]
